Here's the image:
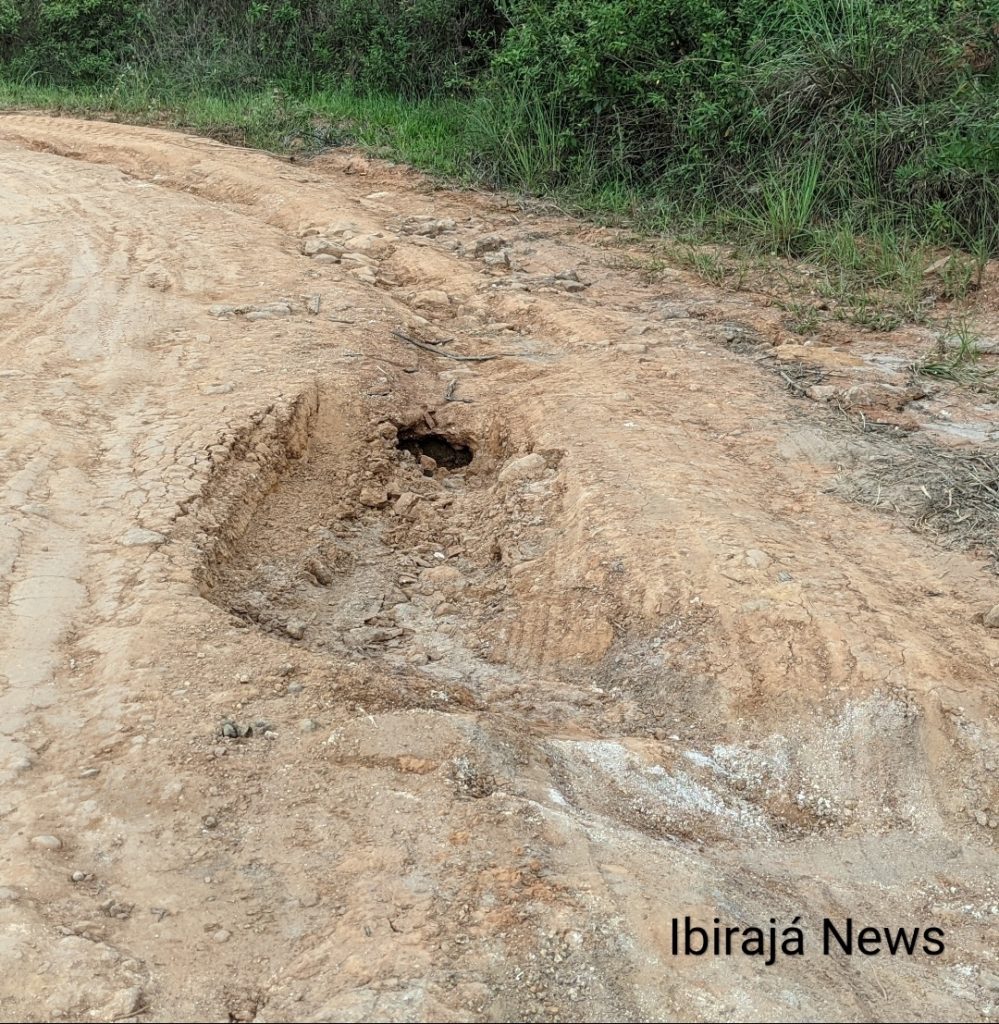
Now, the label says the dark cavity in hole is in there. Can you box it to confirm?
[397,430,473,469]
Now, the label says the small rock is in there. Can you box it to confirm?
[31,834,62,851]
[237,673,251,685]
[118,528,167,547]
[983,605,999,628]
[498,453,547,484]
[421,565,466,591]
[401,217,455,237]
[287,681,305,694]
[471,234,507,257]
[79,767,101,778]
[806,384,837,402]
[299,719,318,733]
[285,619,306,641]
[745,549,772,570]
[71,870,87,882]
[412,289,451,309]
[359,486,389,508]
[302,237,343,259]
[245,308,287,322]
[306,294,322,315]
[394,492,419,516]
[484,249,511,268]
[976,809,989,827]
[213,928,232,943]
[841,381,923,411]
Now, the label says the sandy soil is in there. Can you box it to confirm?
[0,114,998,1023]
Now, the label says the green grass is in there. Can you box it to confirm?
[0,75,991,331]
[913,319,995,387]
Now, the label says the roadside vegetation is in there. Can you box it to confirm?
[2,0,998,326]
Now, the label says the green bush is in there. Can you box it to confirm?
[3,1,144,80]
[2,0,998,252]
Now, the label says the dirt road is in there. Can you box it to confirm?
[0,115,997,1022]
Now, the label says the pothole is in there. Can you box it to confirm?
[195,388,592,700]
[396,428,473,470]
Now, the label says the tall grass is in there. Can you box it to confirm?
[2,0,997,322]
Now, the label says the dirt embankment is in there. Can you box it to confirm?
[0,115,998,1023]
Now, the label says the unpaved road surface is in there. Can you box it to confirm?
[1,115,998,1022]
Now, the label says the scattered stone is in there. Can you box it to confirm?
[285,619,306,641]
[299,719,318,733]
[983,605,999,628]
[471,234,507,257]
[341,251,377,268]
[245,303,293,322]
[71,870,87,882]
[287,681,305,694]
[498,453,547,484]
[199,382,235,396]
[975,809,989,827]
[360,486,389,508]
[301,237,344,259]
[745,549,772,570]
[394,492,419,516]
[238,673,251,685]
[483,249,511,269]
[351,267,378,285]
[401,216,455,237]
[841,381,924,411]
[213,928,232,943]
[103,987,145,1020]
[412,289,451,309]
[11,756,33,773]
[31,834,62,851]
[118,528,167,547]
[421,565,466,591]
[806,384,837,402]
[306,294,322,315]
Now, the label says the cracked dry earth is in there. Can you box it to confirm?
[2,114,999,1024]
